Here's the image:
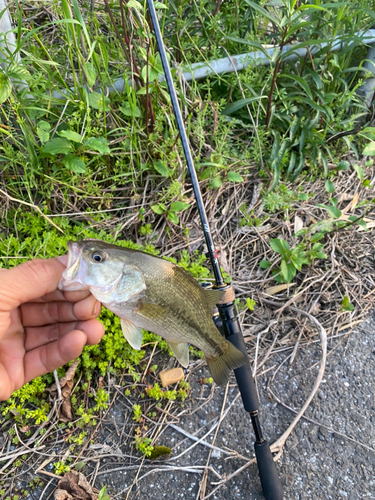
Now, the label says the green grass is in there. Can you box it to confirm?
[0,0,373,212]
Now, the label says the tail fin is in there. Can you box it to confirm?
[205,341,247,386]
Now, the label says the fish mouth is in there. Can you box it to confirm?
[58,241,88,291]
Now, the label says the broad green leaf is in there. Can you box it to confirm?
[38,121,51,132]
[167,211,179,224]
[59,130,83,143]
[290,255,305,271]
[84,62,97,87]
[154,160,171,177]
[7,65,31,82]
[318,204,342,218]
[84,137,110,154]
[270,238,290,256]
[154,1,167,8]
[37,121,51,143]
[126,0,143,9]
[0,73,12,104]
[170,202,190,212]
[62,154,86,173]
[326,206,342,218]
[120,102,142,118]
[295,229,307,238]
[151,204,166,214]
[362,142,375,156]
[337,160,349,171]
[210,176,223,189]
[259,260,271,269]
[87,92,110,111]
[298,193,309,201]
[316,252,327,259]
[37,129,49,143]
[348,215,359,222]
[141,65,159,83]
[310,233,324,243]
[325,180,335,193]
[227,171,244,183]
[137,86,155,96]
[273,272,285,283]
[42,138,73,156]
[353,164,364,180]
[312,243,324,251]
[280,260,296,284]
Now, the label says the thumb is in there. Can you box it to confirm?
[0,258,66,311]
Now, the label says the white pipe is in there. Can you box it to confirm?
[0,0,19,66]
[104,30,375,103]
[358,45,375,107]
[181,30,375,81]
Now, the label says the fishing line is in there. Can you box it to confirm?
[146,2,284,499]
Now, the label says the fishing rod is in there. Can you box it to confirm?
[146,2,283,499]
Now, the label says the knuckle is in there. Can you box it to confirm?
[48,302,61,323]
[47,322,61,343]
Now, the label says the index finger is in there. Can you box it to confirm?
[0,258,67,311]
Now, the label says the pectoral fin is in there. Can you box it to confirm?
[121,318,144,350]
[167,341,190,368]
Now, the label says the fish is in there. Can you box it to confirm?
[58,240,247,385]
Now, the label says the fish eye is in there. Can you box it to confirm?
[92,251,105,263]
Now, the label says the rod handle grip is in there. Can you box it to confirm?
[254,440,284,500]
[216,310,259,412]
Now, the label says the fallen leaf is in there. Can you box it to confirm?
[294,215,304,234]
[54,471,101,500]
[49,359,80,422]
[264,283,296,295]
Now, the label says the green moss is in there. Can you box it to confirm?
[0,213,210,427]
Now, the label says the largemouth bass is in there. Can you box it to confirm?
[58,240,247,385]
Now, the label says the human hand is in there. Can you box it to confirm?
[0,257,104,401]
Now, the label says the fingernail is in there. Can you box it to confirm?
[57,254,69,266]
[93,301,101,317]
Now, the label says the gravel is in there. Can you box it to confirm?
[98,312,375,500]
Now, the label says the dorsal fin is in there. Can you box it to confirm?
[204,288,226,310]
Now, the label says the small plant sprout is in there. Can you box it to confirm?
[341,295,355,312]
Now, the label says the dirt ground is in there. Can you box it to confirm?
[6,308,374,500]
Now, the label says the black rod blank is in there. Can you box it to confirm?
[146,2,283,499]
